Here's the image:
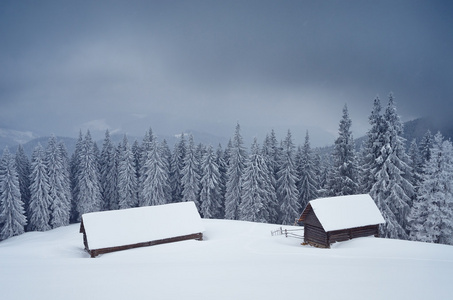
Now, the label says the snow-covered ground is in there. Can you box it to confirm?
[1,219,452,300]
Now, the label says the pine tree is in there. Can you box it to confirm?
[138,127,154,204]
[215,144,227,218]
[75,131,102,219]
[370,94,414,239]
[239,139,276,223]
[46,135,71,228]
[181,134,200,209]
[132,139,142,203]
[410,132,453,244]
[277,130,300,225]
[118,135,138,209]
[140,138,171,206]
[0,147,27,239]
[360,96,385,193]
[28,144,52,231]
[99,130,118,211]
[328,104,358,196]
[200,145,223,219]
[225,124,247,220]
[69,131,83,222]
[262,130,280,222]
[58,141,72,224]
[15,144,31,223]
[170,133,186,203]
[296,131,318,210]
[419,130,433,165]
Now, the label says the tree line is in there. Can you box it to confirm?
[0,93,452,245]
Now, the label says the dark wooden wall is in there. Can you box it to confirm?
[301,206,380,248]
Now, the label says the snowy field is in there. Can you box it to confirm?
[1,219,452,300]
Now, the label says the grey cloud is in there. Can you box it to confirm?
[0,0,452,145]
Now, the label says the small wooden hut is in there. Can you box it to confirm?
[80,201,204,257]
[298,194,385,248]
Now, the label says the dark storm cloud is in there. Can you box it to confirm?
[1,0,452,145]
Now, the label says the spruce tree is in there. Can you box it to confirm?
[99,130,118,211]
[118,135,138,209]
[75,131,102,219]
[140,138,171,206]
[0,147,27,239]
[215,144,227,218]
[28,144,52,231]
[138,127,154,204]
[370,94,414,239]
[262,130,280,222]
[46,135,71,228]
[200,145,223,219]
[58,141,72,224]
[328,104,358,196]
[277,130,300,225]
[181,134,200,209]
[15,144,31,223]
[410,132,453,244]
[170,133,186,203]
[69,131,83,222]
[225,123,247,220]
[132,139,142,203]
[297,131,318,209]
[360,96,385,193]
[239,139,275,223]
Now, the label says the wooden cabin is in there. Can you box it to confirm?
[80,201,204,258]
[298,194,385,248]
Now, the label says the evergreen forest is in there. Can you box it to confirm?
[1,94,452,246]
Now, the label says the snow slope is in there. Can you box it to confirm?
[0,219,452,300]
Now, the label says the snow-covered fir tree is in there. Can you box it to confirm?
[15,144,31,222]
[296,131,318,210]
[46,135,71,228]
[58,141,72,223]
[419,130,433,165]
[370,94,414,239]
[170,133,186,203]
[69,131,83,222]
[0,147,27,239]
[239,138,276,223]
[277,130,300,225]
[138,127,155,203]
[327,104,358,196]
[409,132,453,244]
[408,139,423,193]
[360,96,386,194]
[200,145,223,219]
[261,130,280,222]
[140,138,171,206]
[28,143,52,231]
[75,131,102,219]
[118,135,138,209]
[99,130,118,211]
[215,144,227,217]
[132,139,142,203]
[225,123,247,220]
[181,134,200,209]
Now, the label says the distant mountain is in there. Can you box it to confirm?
[2,128,229,158]
[403,117,453,143]
[0,128,40,152]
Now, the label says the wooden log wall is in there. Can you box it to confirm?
[85,232,203,258]
[304,224,329,248]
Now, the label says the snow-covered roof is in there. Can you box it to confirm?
[81,201,205,250]
[306,194,385,232]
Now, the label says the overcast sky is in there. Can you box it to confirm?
[1,0,452,146]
